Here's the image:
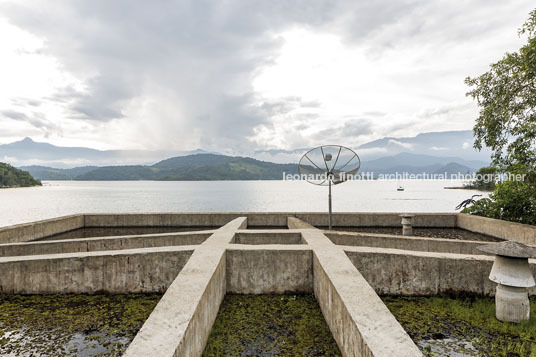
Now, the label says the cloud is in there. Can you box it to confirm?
[1,109,61,136]
[0,0,534,152]
[387,139,413,149]
[1,110,28,120]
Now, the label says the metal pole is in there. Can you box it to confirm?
[328,180,332,230]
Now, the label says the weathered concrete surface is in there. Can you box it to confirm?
[327,232,489,255]
[42,226,210,240]
[233,231,304,245]
[0,215,84,244]
[291,218,422,357]
[0,231,212,257]
[124,217,247,357]
[0,212,461,244]
[296,212,457,228]
[0,246,194,293]
[458,213,536,245]
[345,246,536,296]
[226,246,312,293]
[85,212,456,229]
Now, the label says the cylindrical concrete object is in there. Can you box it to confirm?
[495,284,530,322]
[402,225,412,236]
[400,214,415,236]
[478,241,536,323]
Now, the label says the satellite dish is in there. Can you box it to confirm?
[298,145,360,230]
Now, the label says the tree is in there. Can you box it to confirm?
[463,9,536,225]
[0,163,41,188]
[464,166,498,191]
[465,9,536,172]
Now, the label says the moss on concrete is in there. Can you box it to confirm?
[203,294,341,356]
[382,295,536,356]
[0,293,161,356]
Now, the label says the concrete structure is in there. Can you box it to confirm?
[400,213,415,236]
[479,241,536,322]
[0,212,535,356]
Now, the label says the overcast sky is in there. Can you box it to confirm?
[0,0,533,154]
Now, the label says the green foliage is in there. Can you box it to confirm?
[465,8,536,171]
[464,9,536,224]
[383,295,536,356]
[0,162,41,188]
[464,166,498,191]
[203,294,340,356]
[463,177,536,225]
[0,293,161,356]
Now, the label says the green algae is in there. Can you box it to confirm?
[0,293,162,356]
[382,295,536,356]
[203,294,341,357]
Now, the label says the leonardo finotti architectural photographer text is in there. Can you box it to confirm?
[283,172,526,182]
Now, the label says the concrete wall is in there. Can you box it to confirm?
[0,215,84,244]
[345,247,536,296]
[297,212,457,228]
[0,232,211,257]
[233,231,304,245]
[0,212,461,244]
[226,246,312,294]
[85,212,456,228]
[0,246,194,294]
[327,232,489,255]
[457,213,536,245]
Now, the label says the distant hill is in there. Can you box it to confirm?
[357,152,485,178]
[22,152,484,181]
[24,154,299,181]
[0,137,215,168]
[0,163,41,188]
[19,165,98,180]
[356,130,492,161]
[432,162,473,176]
[254,130,493,163]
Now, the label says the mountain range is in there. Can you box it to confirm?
[254,130,492,163]
[18,151,487,181]
[0,137,213,168]
[1,131,491,181]
[21,154,298,181]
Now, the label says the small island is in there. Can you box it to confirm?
[0,162,41,188]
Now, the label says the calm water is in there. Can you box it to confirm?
[0,180,488,227]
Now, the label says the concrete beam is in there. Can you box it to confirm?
[290,218,422,357]
[124,217,247,357]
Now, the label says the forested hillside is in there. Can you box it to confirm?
[0,163,41,188]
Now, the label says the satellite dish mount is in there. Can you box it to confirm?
[298,145,360,230]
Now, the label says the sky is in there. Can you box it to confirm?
[0,0,534,155]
